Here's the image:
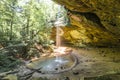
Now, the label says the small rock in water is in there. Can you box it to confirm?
[60,66,64,69]
[55,68,58,70]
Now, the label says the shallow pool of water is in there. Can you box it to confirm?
[26,54,76,73]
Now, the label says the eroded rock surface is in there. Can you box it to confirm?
[53,0,120,46]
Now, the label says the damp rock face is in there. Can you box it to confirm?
[53,0,120,47]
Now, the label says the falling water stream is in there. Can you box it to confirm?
[26,5,76,75]
[56,27,61,48]
[55,6,63,48]
[54,5,66,62]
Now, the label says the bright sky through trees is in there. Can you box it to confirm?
[0,0,68,42]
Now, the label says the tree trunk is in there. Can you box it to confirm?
[26,16,30,36]
[9,18,13,41]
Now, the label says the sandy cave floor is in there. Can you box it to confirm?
[26,47,120,80]
[1,47,120,80]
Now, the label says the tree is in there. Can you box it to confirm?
[0,0,68,45]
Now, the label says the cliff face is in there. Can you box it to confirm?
[53,0,120,47]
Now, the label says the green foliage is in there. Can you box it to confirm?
[0,0,68,47]
[0,0,69,73]
[37,31,52,46]
[0,51,21,72]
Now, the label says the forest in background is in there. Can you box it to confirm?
[0,0,67,45]
[0,0,68,72]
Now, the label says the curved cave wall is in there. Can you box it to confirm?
[53,0,120,47]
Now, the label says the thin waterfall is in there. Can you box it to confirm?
[56,26,64,47]
[53,6,69,64]
[56,26,60,47]
[55,6,65,48]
